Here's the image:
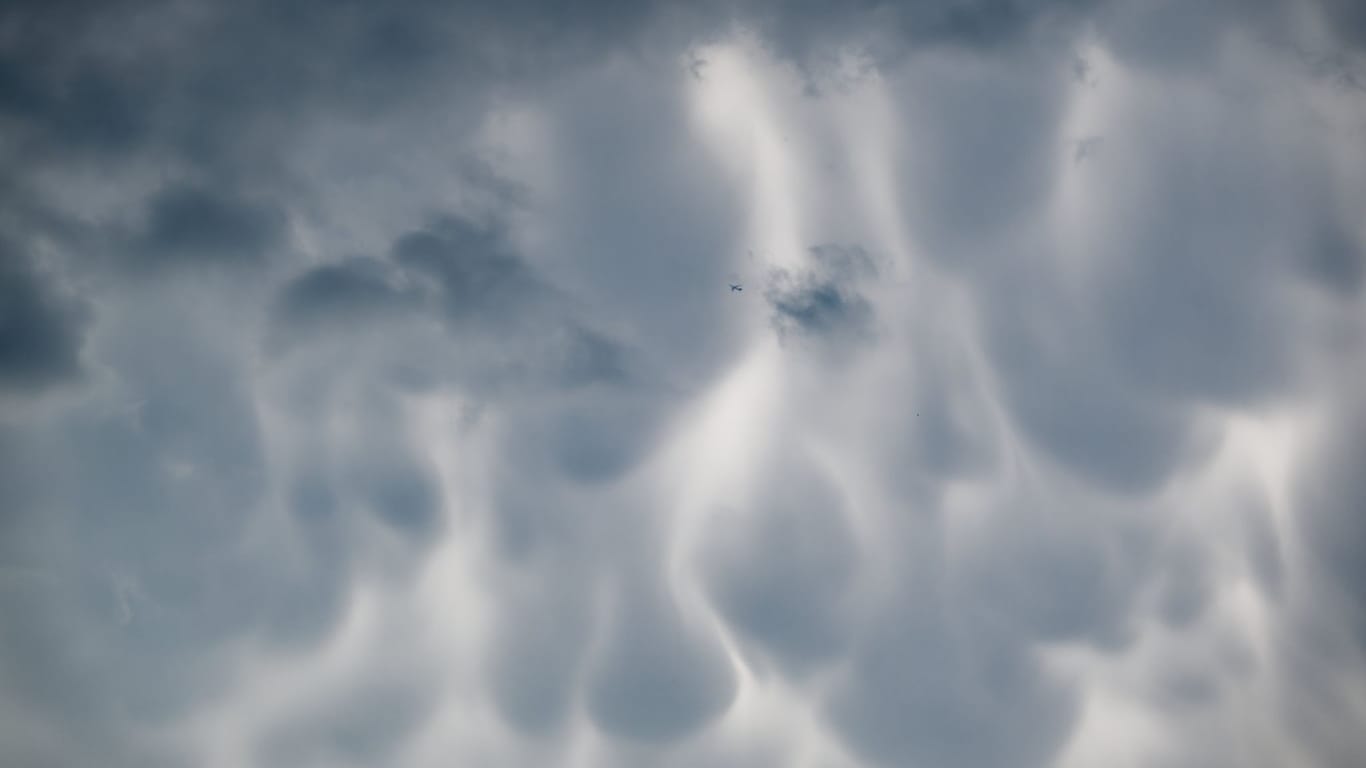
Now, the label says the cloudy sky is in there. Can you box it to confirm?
[3,0,1366,766]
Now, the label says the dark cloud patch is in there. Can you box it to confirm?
[358,457,440,536]
[0,244,88,392]
[1092,0,1237,72]
[480,449,605,735]
[888,50,1067,262]
[486,573,595,735]
[587,579,737,743]
[700,444,859,671]
[543,393,670,484]
[0,0,698,179]
[766,243,877,342]
[321,387,445,542]
[826,539,1079,768]
[128,182,287,270]
[391,217,542,328]
[0,35,160,160]
[957,484,1151,647]
[41,65,154,155]
[273,216,540,340]
[1302,0,1366,55]
[273,257,412,336]
[748,0,1101,76]
[269,216,637,401]
[0,51,46,116]
[982,272,1197,494]
[1301,222,1364,297]
[1090,188,1295,406]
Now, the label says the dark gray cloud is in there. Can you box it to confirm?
[887,47,1069,263]
[270,215,637,401]
[1301,221,1365,296]
[128,182,287,270]
[273,257,411,333]
[586,577,737,743]
[0,244,88,391]
[958,495,1150,647]
[765,244,878,343]
[981,273,1198,494]
[485,571,595,735]
[1316,0,1366,47]
[825,533,1079,768]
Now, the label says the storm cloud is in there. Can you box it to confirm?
[3,0,1366,766]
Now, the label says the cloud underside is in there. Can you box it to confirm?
[3,0,1366,766]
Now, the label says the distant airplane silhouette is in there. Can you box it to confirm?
[730,283,743,292]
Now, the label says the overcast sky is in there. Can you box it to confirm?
[3,1,1366,766]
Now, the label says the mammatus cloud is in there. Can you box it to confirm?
[3,0,1366,766]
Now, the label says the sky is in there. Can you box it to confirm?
[2,0,1366,766]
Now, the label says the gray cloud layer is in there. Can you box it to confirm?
[3,0,1365,766]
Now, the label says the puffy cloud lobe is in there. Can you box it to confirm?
[486,573,595,735]
[129,182,287,270]
[270,216,635,398]
[982,277,1198,494]
[825,542,1079,768]
[274,257,412,333]
[586,577,737,743]
[699,443,860,671]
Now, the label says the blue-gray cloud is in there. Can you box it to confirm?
[0,243,88,391]
[3,0,1366,766]
[765,244,878,344]
[129,182,287,270]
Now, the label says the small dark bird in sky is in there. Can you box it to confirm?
[730,283,743,292]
